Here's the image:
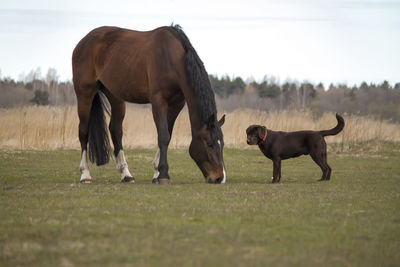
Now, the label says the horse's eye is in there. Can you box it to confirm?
[207,142,213,148]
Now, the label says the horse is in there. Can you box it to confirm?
[72,24,226,184]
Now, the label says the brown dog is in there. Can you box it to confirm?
[246,114,344,183]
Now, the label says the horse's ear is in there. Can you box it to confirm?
[218,114,226,127]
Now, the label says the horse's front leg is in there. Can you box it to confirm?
[155,124,171,184]
[151,95,185,184]
[152,148,160,183]
[152,103,171,184]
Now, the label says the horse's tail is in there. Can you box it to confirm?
[319,113,345,137]
[88,91,110,166]
[168,24,217,123]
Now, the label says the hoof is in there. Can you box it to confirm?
[152,178,158,184]
[157,178,171,185]
[80,178,92,184]
[121,176,135,183]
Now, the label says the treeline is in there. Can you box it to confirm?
[210,75,400,122]
[0,78,76,107]
[0,68,76,107]
[1,68,400,122]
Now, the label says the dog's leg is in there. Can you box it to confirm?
[323,152,332,180]
[325,164,332,180]
[278,160,282,182]
[321,149,332,180]
[311,152,328,181]
[272,159,281,183]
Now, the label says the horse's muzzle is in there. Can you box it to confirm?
[207,177,223,184]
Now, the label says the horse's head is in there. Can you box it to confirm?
[189,114,226,184]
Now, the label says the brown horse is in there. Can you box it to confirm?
[72,25,226,184]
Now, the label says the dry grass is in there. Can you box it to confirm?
[1,105,399,150]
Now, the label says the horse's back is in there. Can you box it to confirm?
[73,26,183,70]
[72,26,146,73]
[72,26,186,103]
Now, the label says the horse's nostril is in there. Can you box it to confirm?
[207,177,222,184]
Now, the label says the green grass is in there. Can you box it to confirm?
[1,144,400,266]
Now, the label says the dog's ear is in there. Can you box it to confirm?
[258,126,266,140]
[246,125,256,135]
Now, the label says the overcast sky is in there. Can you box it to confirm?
[1,0,399,86]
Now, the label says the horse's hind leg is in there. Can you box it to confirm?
[102,90,135,183]
[76,84,97,183]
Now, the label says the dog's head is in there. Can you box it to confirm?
[246,125,267,145]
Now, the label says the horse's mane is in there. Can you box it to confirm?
[168,24,217,125]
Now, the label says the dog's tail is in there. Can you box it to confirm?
[319,113,345,137]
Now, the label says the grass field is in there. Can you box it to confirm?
[1,144,400,266]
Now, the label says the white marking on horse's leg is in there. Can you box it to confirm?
[217,140,226,184]
[116,150,133,181]
[79,150,92,183]
[152,148,160,180]
[221,165,226,184]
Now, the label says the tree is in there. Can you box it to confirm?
[46,68,60,104]
[209,74,246,98]
[209,74,224,97]
[46,68,59,85]
[30,90,49,105]
[230,77,245,95]
[254,81,280,98]
[25,67,42,82]
[299,82,316,108]
[25,82,33,90]
[380,80,390,90]
[316,82,324,91]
